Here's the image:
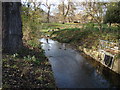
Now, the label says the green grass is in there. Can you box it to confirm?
[40,23,83,32]
[51,24,119,50]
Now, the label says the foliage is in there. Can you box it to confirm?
[2,3,56,88]
[103,2,120,24]
[23,55,42,65]
[21,4,44,47]
[3,51,55,88]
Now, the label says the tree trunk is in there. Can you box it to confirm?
[47,9,50,23]
[2,2,23,54]
[62,16,66,24]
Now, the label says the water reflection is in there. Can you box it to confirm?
[40,38,120,88]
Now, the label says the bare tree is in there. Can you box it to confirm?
[77,0,108,30]
[42,0,55,23]
[67,1,76,23]
[58,0,71,24]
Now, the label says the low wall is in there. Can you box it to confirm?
[79,46,120,74]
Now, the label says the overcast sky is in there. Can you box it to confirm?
[2,0,120,2]
[21,0,120,3]
[21,0,120,15]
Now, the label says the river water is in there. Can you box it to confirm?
[40,38,120,88]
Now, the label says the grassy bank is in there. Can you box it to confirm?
[49,23,120,74]
[50,23,119,51]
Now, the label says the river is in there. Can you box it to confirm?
[40,38,120,88]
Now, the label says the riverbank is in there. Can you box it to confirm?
[2,21,56,88]
[2,41,55,88]
[1,12,57,88]
[50,26,120,75]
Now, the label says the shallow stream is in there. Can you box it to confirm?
[40,38,120,88]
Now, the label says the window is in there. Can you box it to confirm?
[104,54,113,67]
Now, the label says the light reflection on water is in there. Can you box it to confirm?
[40,38,120,88]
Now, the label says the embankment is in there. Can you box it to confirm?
[50,27,120,74]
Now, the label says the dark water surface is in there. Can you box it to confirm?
[40,38,120,88]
